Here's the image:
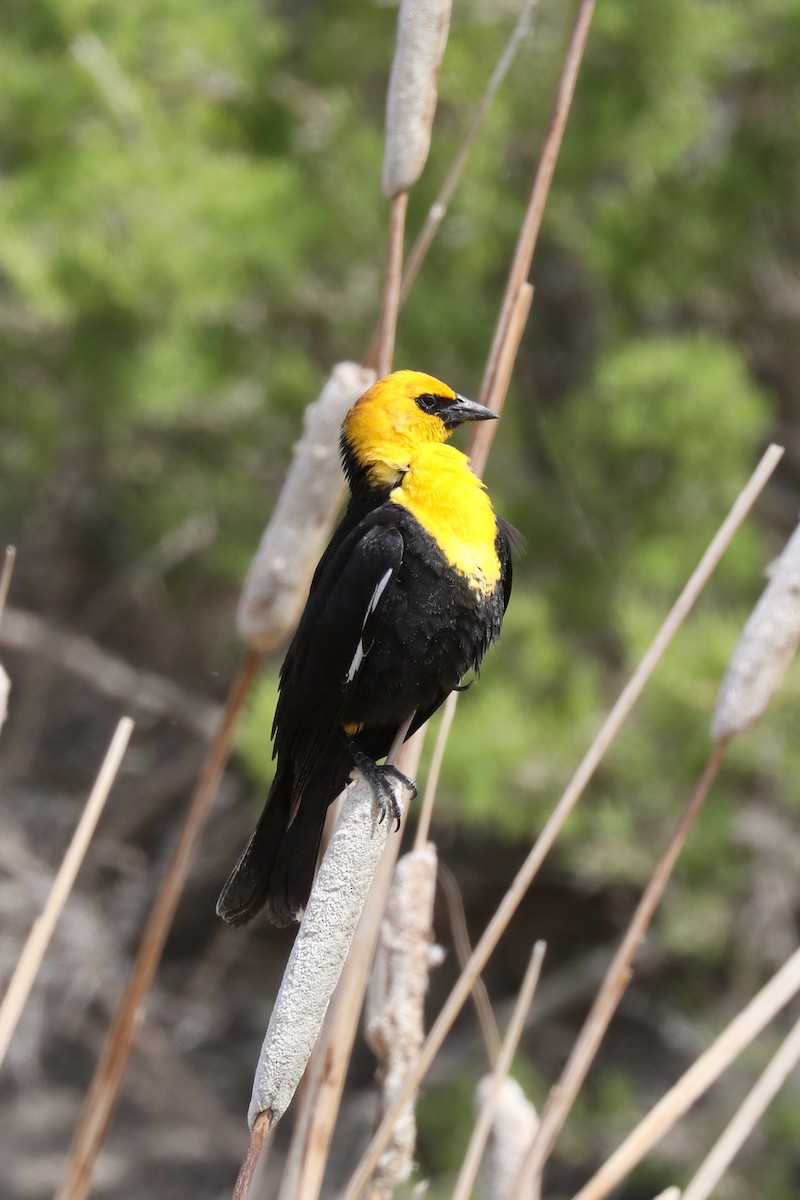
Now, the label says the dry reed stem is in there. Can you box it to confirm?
[438,862,502,1067]
[480,0,596,408]
[0,662,8,736]
[57,649,261,1200]
[711,518,800,741]
[0,545,16,625]
[653,1191,681,1200]
[452,941,546,1200]
[414,690,458,850]
[510,744,727,1197]
[0,546,16,734]
[471,282,534,468]
[400,1,538,305]
[274,729,425,1200]
[341,444,783,1200]
[0,716,133,1068]
[374,193,409,378]
[232,1113,272,1200]
[237,363,377,651]
[570,944,800,1200]
[680,1011,800,1200]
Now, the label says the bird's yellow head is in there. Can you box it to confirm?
[341,369,497,490]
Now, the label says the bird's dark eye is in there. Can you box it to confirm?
[416,393,438,414]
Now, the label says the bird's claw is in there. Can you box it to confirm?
[351,750,414,832]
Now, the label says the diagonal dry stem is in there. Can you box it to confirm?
[452,941,546,1200]
[407,0,595,887]
[341,444,783,1200]
[0,545,16,627]
[680,1010,800,1200]
[480,0,596,408]
[571,943,800,1200]
[509,743,728,1197]
[57,650,261,1200]
[400,1,538,305]
[0,716,134,1068]
[373,192,409,378]
[438,862,502,1069]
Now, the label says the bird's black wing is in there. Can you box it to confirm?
[496,515,521,614]
[273,514,404,802]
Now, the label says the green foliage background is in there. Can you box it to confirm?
[4,0,800,1193]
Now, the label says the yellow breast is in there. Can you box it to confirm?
[390,443,501,596]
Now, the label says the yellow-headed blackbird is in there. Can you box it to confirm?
[217,370,513,927]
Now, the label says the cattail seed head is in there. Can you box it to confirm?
[711,522,800,743]
[383,0,452,198]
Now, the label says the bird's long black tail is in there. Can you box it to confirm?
[216,753,352,928]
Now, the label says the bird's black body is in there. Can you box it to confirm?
[217,371,513,927]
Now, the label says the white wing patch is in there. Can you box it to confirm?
[345,567,394,684]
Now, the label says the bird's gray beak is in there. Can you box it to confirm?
[441,394,499,429]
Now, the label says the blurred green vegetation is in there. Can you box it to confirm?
[4,0,800,1191]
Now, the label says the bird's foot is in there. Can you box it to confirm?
[350,750,416,831]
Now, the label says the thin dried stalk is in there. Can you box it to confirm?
[57,650,261,1200]
[364,844,442,1196]
[570,944,800,1200]
[652,1191,681,1200]
[680,1011,800,1200]
[341,444,784,1200]
[275,730,425,1200]
[0,544,15,625]
[711,519,800,742]
[472,282,534,466]
[0,546,17,736]
[400,1,538,304]
[232,1118,271,1200]
[382,0,452,199]
[405,0,591,874]
[414,690,458,850]
[510,744,727,1196]
[480,0,596,408]
[453,942,546,1200]
[0,716,133,1067]
[438,862,502,1068]
[0,663,8,737]
[375,193,409,378]
[237,363,377,651]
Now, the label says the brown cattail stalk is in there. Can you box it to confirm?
[400,1,538,305]
[453,942,546,1200]
[57,652,260,1200]
[680,1011,800,1200]
[570,944,800,1200]
[509,745,727,1197]
[341,445,783,1200]
[0,716,133,1068]
[0,545,15,624]
[0,545,15,735]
